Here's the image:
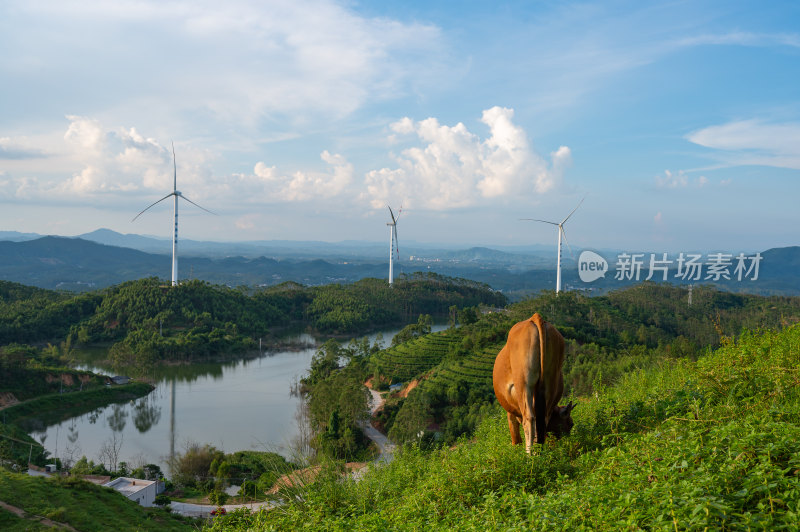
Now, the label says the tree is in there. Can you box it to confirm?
[391,314,433,346]
[169,441,224,488]
[209,490,229,506]
[302,340,342,389]
[457,307,479,326]
[98,433,123,473]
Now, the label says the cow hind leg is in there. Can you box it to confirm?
[507,412,522,446]
[534,386,547,445]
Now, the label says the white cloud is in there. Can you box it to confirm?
[0,137,43,160]
[64,115,105,152]
[61,116,173,195]
[654,169,709,189]
[675,31,800,49]
[363,107,571,210]
[686,120,800,169]
[0,116,190,204]
[4,114,356,208]
[232,150,353,203]
[235,214,259,231]
[6,0,445,133]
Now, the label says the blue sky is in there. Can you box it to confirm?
[1,0,798,253]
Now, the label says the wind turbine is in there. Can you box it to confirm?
[387,205,401,285]
[522,198,584,294]
[132,143,215,286]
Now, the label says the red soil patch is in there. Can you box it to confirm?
[399,379,419,398]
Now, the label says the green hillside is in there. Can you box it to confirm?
[206,322,800,530]
[0,470,193,531]
[0,280,100,344]
[378,284,800,444]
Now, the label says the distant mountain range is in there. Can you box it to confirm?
[0,235,558,294]
[0,229,797,297]
[0,228,558,263]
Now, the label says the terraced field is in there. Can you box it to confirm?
[372,329,461,382]
[415,343,503,393]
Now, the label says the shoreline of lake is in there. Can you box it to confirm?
[28,325,447,478]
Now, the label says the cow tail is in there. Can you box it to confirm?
[532,313,547,444]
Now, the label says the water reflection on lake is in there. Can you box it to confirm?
[32,327,444,476]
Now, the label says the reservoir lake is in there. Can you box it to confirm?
[31,326,446,477]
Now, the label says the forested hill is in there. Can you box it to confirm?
[0,274,505,367]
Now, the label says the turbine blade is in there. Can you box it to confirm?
[520,218,559,226]
[179,195,217,216]
[561,197,585,224]
[387,205,397,225]
[561,226,575,259]
[172,141,177,193]
[393,225,399,259]
[132,193,174,222]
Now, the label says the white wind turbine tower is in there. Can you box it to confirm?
[522,198,584,294]
[133,143,215,286]
[386,205,401,285]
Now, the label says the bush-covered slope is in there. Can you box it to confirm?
[378,284,800,445]
[0,470,193,531]
[0,280,100,344]
[207,323,800,531]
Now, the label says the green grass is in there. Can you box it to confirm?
[0,470,196,531]
[206,324,800,530]
[0,508,52,531]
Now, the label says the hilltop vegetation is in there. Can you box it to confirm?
[0,274,505,372]
[0,280,99,344]
[208,321,800,530]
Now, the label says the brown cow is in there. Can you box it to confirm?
[493,313,574,452]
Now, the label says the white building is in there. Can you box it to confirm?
[103,477,157,507]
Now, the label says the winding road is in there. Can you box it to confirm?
[360,388,396,463]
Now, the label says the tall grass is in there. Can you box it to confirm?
[207,324,800,531]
